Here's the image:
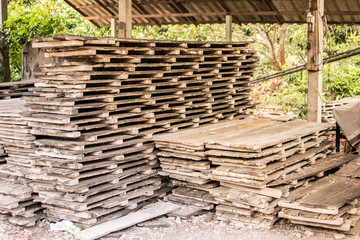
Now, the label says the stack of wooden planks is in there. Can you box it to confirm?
[208,120,340,229]
[12,34,258,227]
[279,155,360,236]
[155,118,342,228]
[0,80,35,100]
[0,99,43,226]
[29,34,257,132]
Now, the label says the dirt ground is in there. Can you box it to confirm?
[0,214,355,240]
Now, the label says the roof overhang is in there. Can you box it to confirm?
[64,0,360,27]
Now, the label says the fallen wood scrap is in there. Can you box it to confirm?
[75,201,179,240]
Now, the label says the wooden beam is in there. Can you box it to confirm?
[0,0,10,82]
[118,0,132,38]
[80,8,360,19]
[63,0,101,28]
[169,0,197,25]
[226,15,232,42]
[110,18,116,37]
[75,202,179,240]
[0,0,6,23]
[133,0,160,26]
[263,0,282,23]
[83,11,298,20]
[307,0,324,122]
[94,0,115,15]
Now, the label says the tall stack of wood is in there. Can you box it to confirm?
[15,35,258,227]
[0,99,43,227]
[279,156,360,236]
[155,118,343,228]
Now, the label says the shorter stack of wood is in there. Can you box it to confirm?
[155,118,341,228]
[321,97,359,123]
[155,132,218,217]
[209,120,337,229]
[0,99,43,226]
[279,156,360,236]
[0,80,34,100]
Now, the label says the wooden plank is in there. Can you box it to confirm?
[75,201,179,240]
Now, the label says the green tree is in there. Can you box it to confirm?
[2,0,110,81]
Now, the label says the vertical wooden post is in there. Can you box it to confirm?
[0,0,9,82]
[118,0,132,39]
[226,15,232,42]
[110,18,117,37]
[0,0,6,23]
[306,0,324,122]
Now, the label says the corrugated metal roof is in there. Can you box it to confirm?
[64,0,360,27]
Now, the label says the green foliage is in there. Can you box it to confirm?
[3,0,110,81]
[133,24,227,41]
[257,24,360,116]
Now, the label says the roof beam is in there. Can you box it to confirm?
[94,0,115,15]
[263,0,282,23]
[214,0,241,25]
[169,0,197,25]
[133,0,160,26]
[64,0,101,28]
[84,11,302,20]
[83,10,360,21]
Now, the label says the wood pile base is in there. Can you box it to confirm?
[155,118,351,228]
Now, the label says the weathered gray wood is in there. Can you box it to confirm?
[75,202,179,240]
